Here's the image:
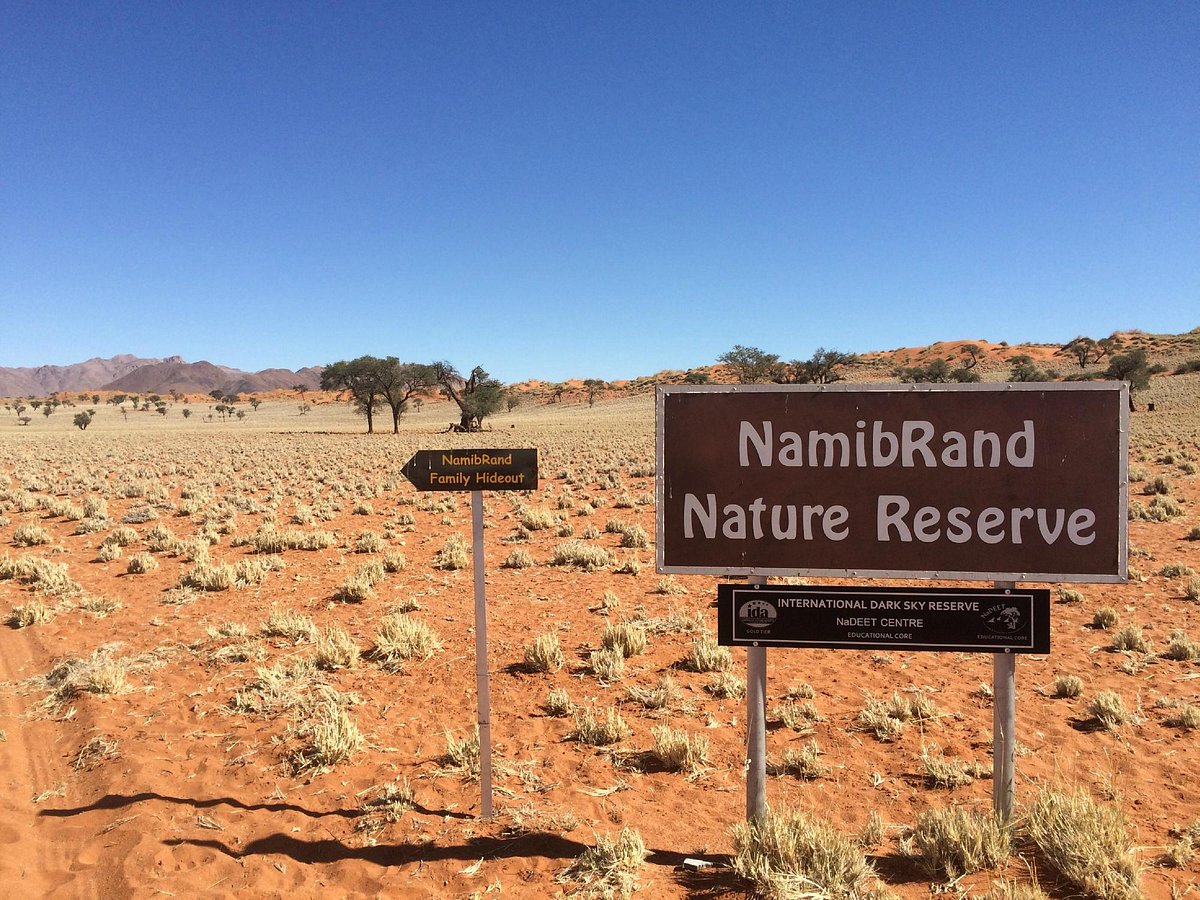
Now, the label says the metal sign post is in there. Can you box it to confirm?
[745,575,768,822]
[993,582,1017,821]
[473,490,493,819]
[400,448,538,820]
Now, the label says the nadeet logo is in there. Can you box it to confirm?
[982,602,1025,634]
[738,599,777,630]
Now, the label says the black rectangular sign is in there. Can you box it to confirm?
[401,449,538,492]
[717,584,1049,653]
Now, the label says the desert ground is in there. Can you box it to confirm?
[1,372,1198,899]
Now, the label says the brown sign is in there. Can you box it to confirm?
[656,384,1127,582]
[401,449,538,492]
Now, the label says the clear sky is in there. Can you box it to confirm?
[2,2,1197,383]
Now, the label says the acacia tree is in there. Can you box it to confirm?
[1009,354,1058,383]
[583,378,606,407]
[431,362,505,431]
[321,356,386,433]
[895,358,977,383]
[718,345,781,383]
[377,359,435,433]
[777,347,858,384]
[1104,348,1151,411]
[1062,334,1122,369]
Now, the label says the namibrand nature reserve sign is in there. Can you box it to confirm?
[656,383,1128,583]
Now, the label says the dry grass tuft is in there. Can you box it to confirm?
[524,630,564,672]
[1051,674,1084,698]
[371,614,443,670]
[559,827,647,898]
[601,620,647,658]
[732,807,876,899]
[913,807,1010,879]
[1088,690,1131,730]
[781,740,828,781]
[432,533,470,570]
[685,634,732,672]
[544,686,573,717]
[440,729,481,780]
[572,706,631,746]
[1026,786,1140,900]
[649,725,709,775]
[314,627,360,670]
[290,694,362,773]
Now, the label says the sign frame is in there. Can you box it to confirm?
[717,583,1051,654]
[656,382,1128,584]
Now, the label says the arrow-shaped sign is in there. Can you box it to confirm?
[401,448,538,492]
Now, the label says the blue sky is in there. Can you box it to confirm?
[2,2,1196,383]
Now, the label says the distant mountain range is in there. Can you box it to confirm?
[0,355,323,397]
[2,327,1197,398]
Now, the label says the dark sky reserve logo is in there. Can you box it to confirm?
[982,602,1026,634]
[738,599,777,629]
